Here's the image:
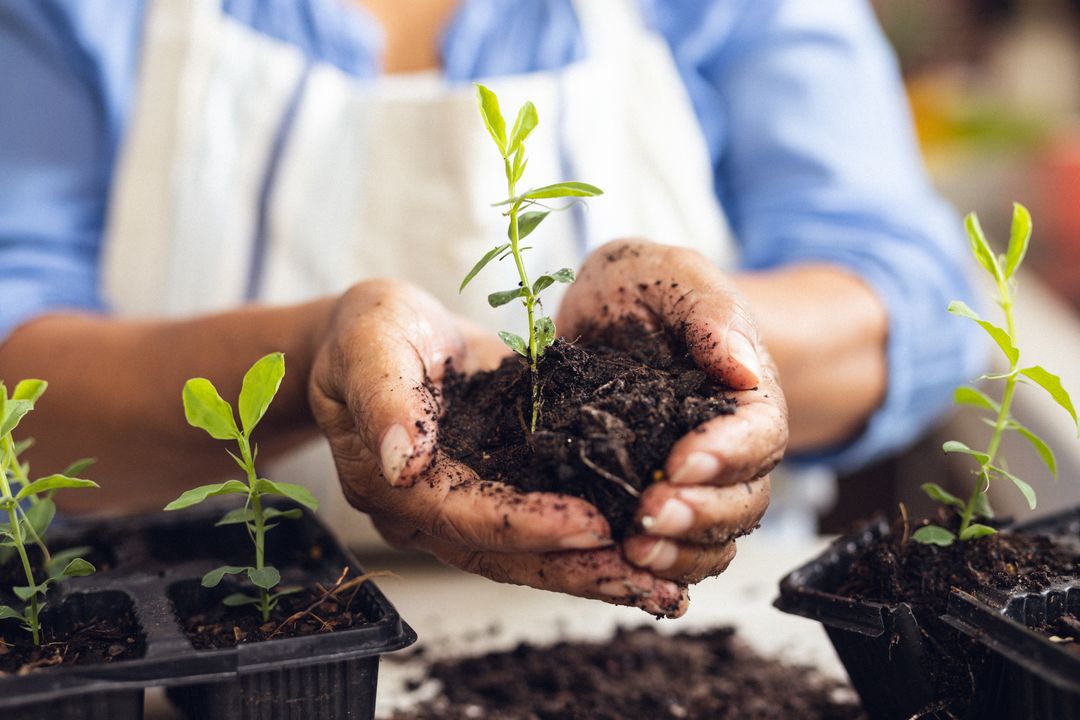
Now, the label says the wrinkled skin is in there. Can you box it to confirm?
[310,240,788,617]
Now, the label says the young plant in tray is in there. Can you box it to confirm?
[164,353,319,622]
[0,380,98,645]
[460,84,602,432]
[915,203,1079,546]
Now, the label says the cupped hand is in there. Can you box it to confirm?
[558,240,788,585]
[309,279,689,616]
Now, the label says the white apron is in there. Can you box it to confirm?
[103,0,736,545]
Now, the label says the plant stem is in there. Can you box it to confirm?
[504,158,540,432]
[240,439,270,622]
[4,442,50,563]
[0,438,39,644]
[959,278,1018,537]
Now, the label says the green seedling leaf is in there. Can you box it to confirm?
[222,593,260,607]
[202,565,249,588]
[1005,202,1032,278]
[61,457,96,478]
[460,244,511,292]
[60,558,95,578]
[239,352,285,436]
[252,478,319,511]
[964,212,1003,282]
[954,386,999,413]
[14,582,48,601]
[971,491,995,520]
[0,399,34,438]
[1008,420,1057,478]
[532,268,575,295]
[948,301,1018,365]
[269,586,302,602]
[498,331,528,357]
[0,605,24,622]
[164,480,249,511]
[215,506,302,527]
[912,525,956,546]
[992,466,1037,510]
[488,287,527,308]
[16,474,98,501]
[1019,366,1078,433]
[183,378,240,440]
[12,379,47,404]
[921,482,964,508]
[24,498,55,539]
[534,317,556,352]
[507,101,538,156]
[12,437,34,456]
[960,523,997,541]
[247,565,281,590]
[512,211,548,241]
[47,545,91,577]
[942,440,991,466]
[512,147,528,184]
[475,84,506,154]
[523,182,603,200]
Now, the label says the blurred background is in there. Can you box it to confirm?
[821,0,1080,532]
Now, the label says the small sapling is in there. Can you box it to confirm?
[914,203,1079,546]
[164,353,319,622]
[0,380,98,645]
[461,84,602,432]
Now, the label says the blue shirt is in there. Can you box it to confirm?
[0,0,983,470]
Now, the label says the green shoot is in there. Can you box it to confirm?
[463,84,603,432]
[914,203,1079,546]
[164,353,318,622]
[0,380,98,645]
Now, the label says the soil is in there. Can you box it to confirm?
[0,607,144,676]
[391,626,865,720]
[440,322,736,539]
[1040,613,1080,654]
[180,578,370,649]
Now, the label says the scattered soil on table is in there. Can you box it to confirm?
[391,626,864,720]
[440,321,737,539]
[180,578,370,649]
[0,608,143,676]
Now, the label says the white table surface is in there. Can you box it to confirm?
[145,533,843,718]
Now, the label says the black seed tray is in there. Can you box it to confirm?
[0,503,416,720]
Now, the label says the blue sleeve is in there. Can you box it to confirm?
[0,1,144,343]
[648,0,985,470]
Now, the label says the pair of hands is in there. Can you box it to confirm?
[309,241,787,617]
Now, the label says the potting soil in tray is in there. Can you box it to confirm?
[391,626,864,720]
[440,322,737,539]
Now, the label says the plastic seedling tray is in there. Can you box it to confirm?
[0,504,415,720]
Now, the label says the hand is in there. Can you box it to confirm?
[558,240,788,585]
[309,279,689,616]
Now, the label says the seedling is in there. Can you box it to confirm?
[0,380,98,645]
[461,84,602,432]
[164,353,319,622]
[914,204,1079,546]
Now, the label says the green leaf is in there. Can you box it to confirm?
[942,440,990,466]
[921,482,964,508]
[61,457,96,478]
[216,506,302,527]
[1008,420,1057,479]
[14,582,48,601]
[12,437,34,456]
[0,399,34,438]
[252,478,319,511]
[1019,366,1078,433]
[523,182,603,201]
[0,605,24,622]
[474,84,506,154]
[222,592,260,607]
[498,331,527,357]
[239,352,285,436]
[953,386,999,413]
[1004,202,1032,279]
[12,379,47,404]
[960,523,997,541]
[488,287,527,308]
[59,558,95,578]
[911,525,956,546]
[512,146,527,184]
[269,586,303,602]
[16,474,98,501]
[948,301,1018,365]
[47,545,91,578]
[201,565,249,588]
[971,491,995,520]
[247,565,280,590]
[992,466,1037,510]
[507,101,538,156]
[24,499,56,539]
[512,211,549,241]
[460,244,510,293]
[964,212,1003,282]
[183,378,240,440]
[164,480,249,511]
[533,268,575,295]
[534,317,556,353]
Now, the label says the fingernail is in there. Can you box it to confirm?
[640,499,694,535]
[669,452,720,485]
[380,424,413,487]
[634,538,678,571]
[560,531,613,550]
[728,332,762,386]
